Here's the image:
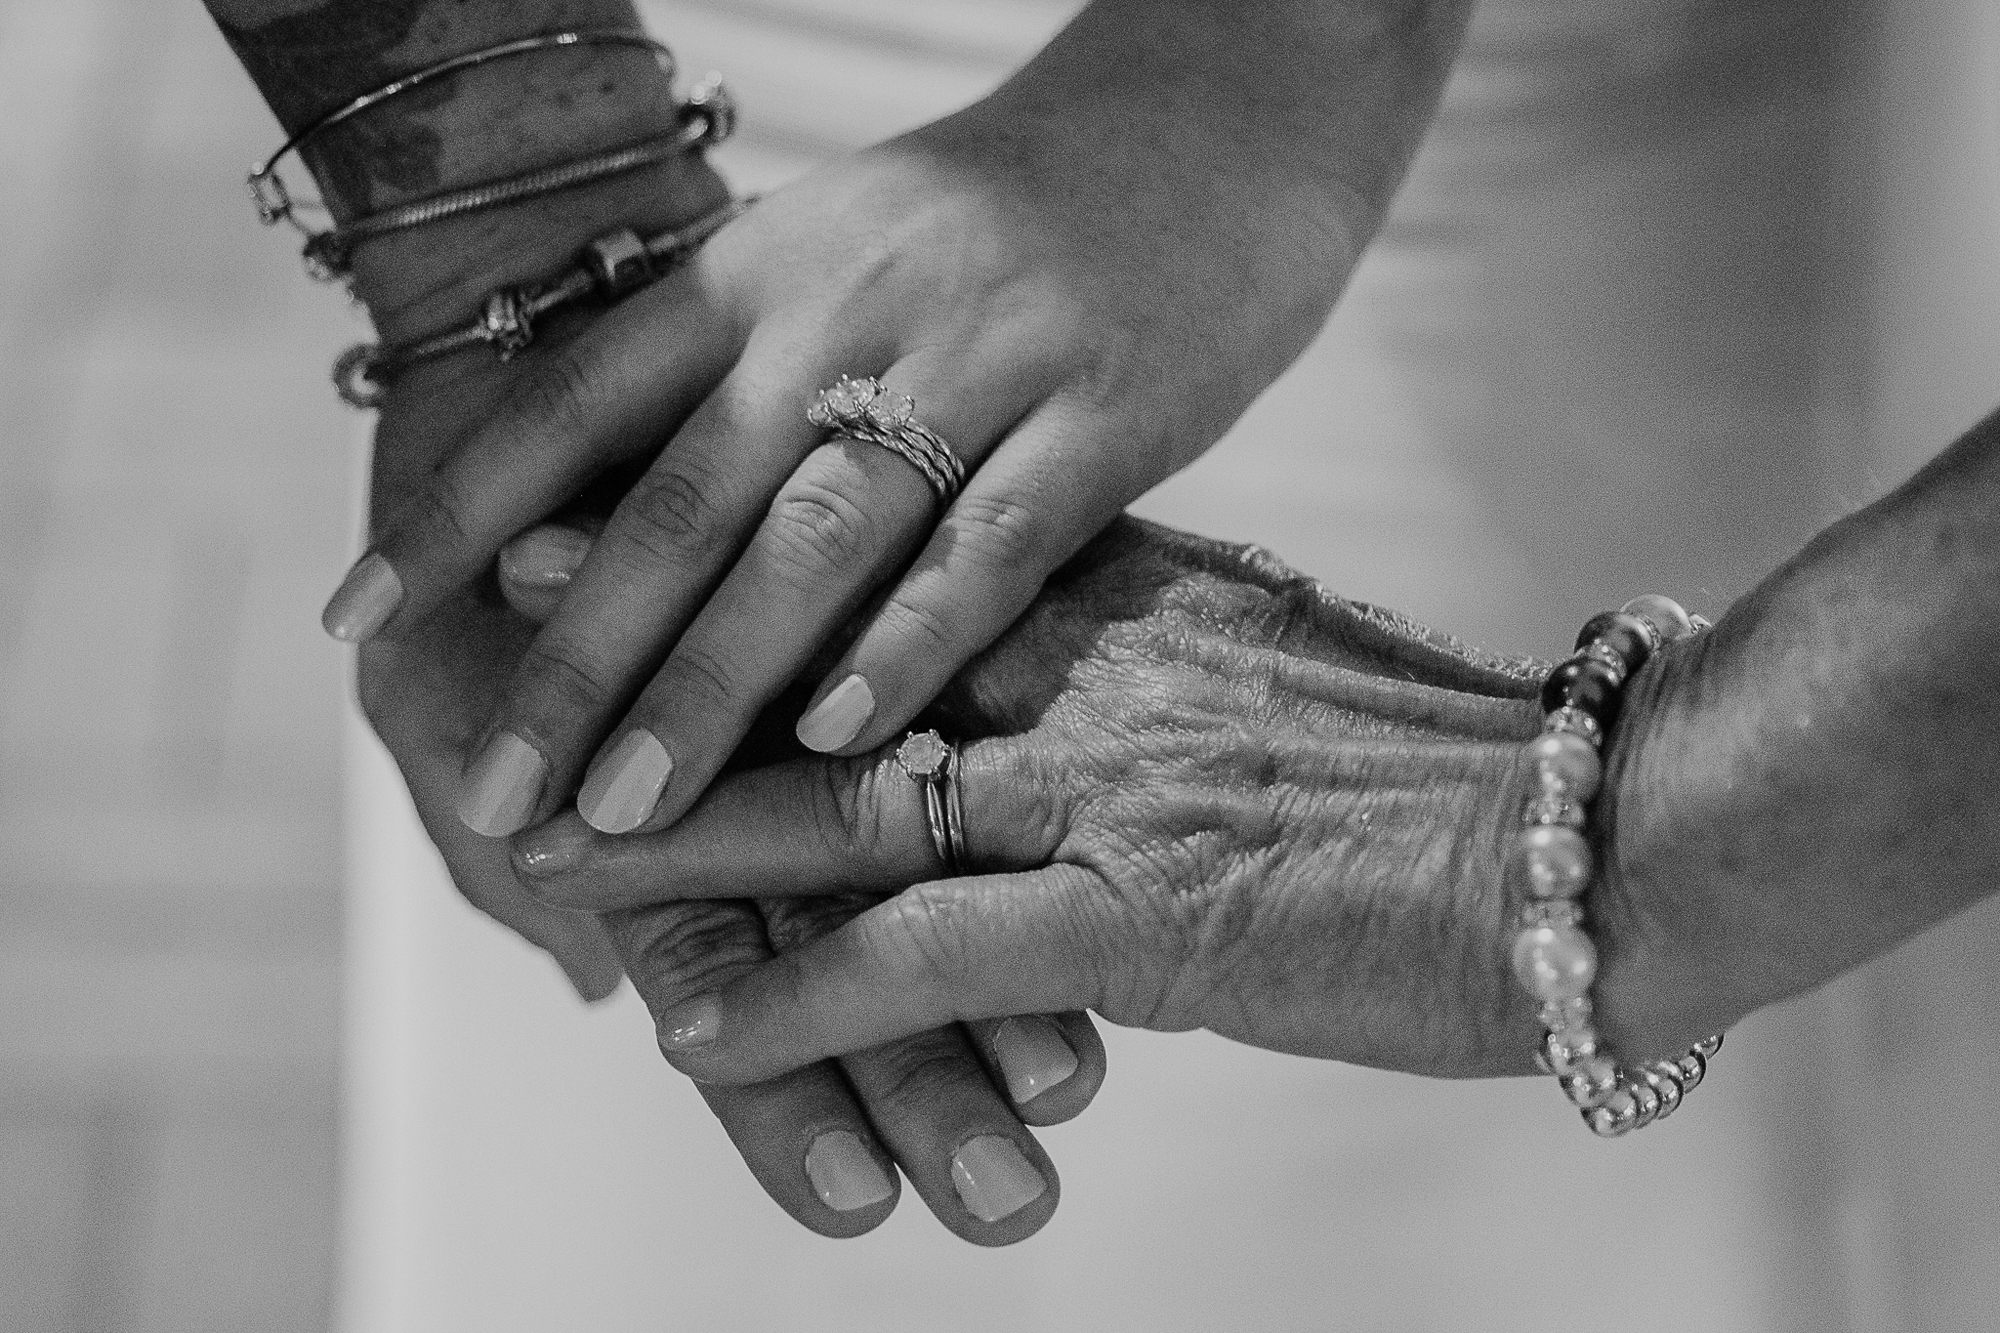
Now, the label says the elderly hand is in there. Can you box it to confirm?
[510,516,1577,1082]
[322,0,1472,844]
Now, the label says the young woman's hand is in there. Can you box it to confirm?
[324,0,1474,841]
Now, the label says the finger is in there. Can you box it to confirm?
[455,330,861,838]
[759,897,1061,1243]
[570,350,1047,836]
[511,740,1064,907]
[796,402,1124,757]
[497,523,596,624]
[964,1011,1108,1128]
[321,269,738,643]
[643,867,1111,1088]
[604,896,903,1236]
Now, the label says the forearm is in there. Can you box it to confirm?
[205,0,722,336]
[1601,409,2000,1053]
[1001,0,1472,279]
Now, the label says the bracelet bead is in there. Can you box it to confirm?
[1511,824,1592,899]
[1573,610,1657,671]
[1513,593,1724,1138]
[1619,594,1697,645]
[1539,654,1624,723]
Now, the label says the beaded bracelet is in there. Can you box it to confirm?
[331,194,753,408]
[1509,594,1725,1138]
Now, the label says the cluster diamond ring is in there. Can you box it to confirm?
[896,729,966,874]
[808,375,967,505]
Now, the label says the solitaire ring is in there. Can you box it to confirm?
[808,375,967,506]
[896,729,963,874]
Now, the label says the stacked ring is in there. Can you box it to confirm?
[896,730,965,874]
[808,375,967,505]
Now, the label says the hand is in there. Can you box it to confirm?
[358,372,1108,1245]
[326,0,1471,842]
[509,517,1602,1086]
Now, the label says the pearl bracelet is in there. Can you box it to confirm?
[1509,594,1724,1138]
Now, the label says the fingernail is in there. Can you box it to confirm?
[456,731,548,837]
[321,553,403,642]
[579,730,674,834]
[992,1017,1079,1105]
[499,525,593,589]
[795,674,875,753]
[951,1136,1046,1224]
[805,1131,895,1212]
[513,820,594,878]
[657,996,719,1051]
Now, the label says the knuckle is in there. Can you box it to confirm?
[946,490,1045,575]
[809,758,893,871]
[764,479,878,581]
[878,592,958,660]
[663,638,740,709]
[501,343,600,437]
[876,880,974,990]
[865,1032,982,1109]
[616,902,763,1001]
[516,634,620,715]
[621,466,728,565]
[402,469,476,550]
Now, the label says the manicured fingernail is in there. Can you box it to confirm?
[513,820,594,878]
[992,1017,1079,1105]
[951,1136,1046,1224]
[805,1132,895,1212]
[657,996,719,1051]
[499,525,593,589]
[795,673,875,752]
[321,553,403,642]
[456,731,547,837]
[579,730,673,834]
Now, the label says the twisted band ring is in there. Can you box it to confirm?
[808,376,967,505]
[896,729,965,874]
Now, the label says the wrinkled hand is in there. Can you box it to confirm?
[328,18,1393,845]
[511,517,1591,1086]
[356,364,1108,1245]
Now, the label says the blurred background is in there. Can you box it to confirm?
[3,0,1997,1329]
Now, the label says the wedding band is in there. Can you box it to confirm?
[808,375,967,505]
[896,729,962,874]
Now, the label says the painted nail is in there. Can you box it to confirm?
[499,525,593,589]
[950,1136,1046,1224]
[579,730,673,834]
[456,732,547,837]
[795,674,875,753]
[992,1017,1079,1105]
[804,1132,895,1212]
[512,819,594,879]
[657,996,719,1051]
[321,553,403,642]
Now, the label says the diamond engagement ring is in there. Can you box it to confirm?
[896,729,966,874]
[808,375,967,505]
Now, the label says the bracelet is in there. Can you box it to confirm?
[299,78,736,282]
[1509,593,1725,1138]
[332,194,753,408]
[247,27,677,237]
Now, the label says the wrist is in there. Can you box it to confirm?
[303,39,727,339]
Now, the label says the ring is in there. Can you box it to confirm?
[896,729,963,874]
[808,375,967,505]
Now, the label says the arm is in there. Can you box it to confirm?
[508,411,2000,1093]
[208,0,1106,1243]
[321,0,1477,850]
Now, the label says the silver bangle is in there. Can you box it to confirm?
[299,78,735,282]
[247,27,676,237]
